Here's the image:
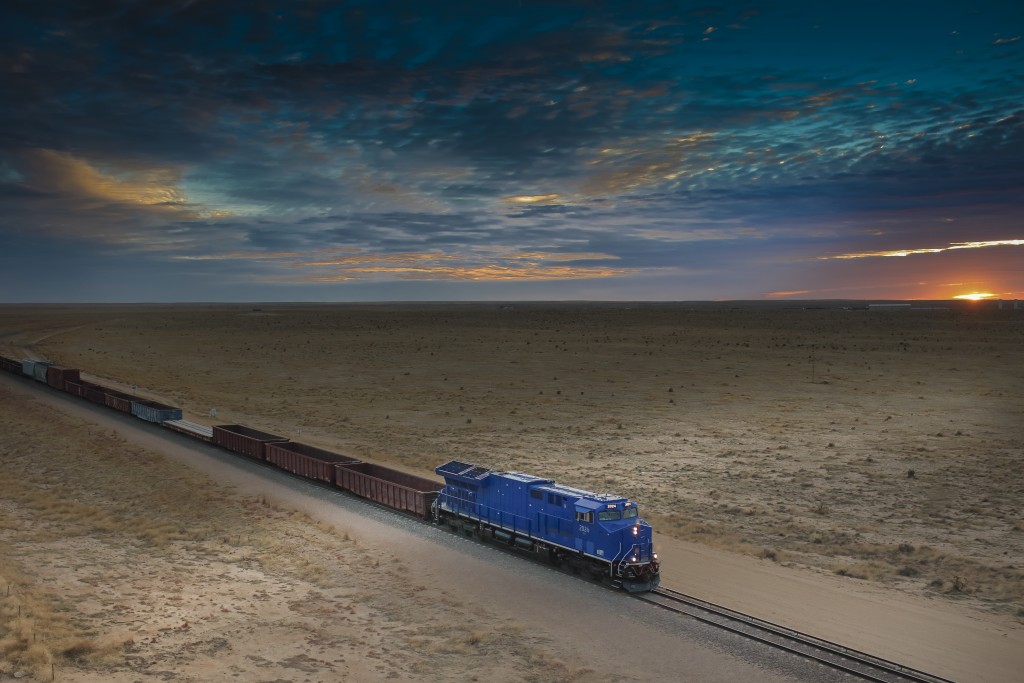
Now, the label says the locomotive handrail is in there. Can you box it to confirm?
[439,494,534,536]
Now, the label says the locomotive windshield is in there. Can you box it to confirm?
[597,506,639,521]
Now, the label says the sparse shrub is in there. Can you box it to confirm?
[907,469,916,479]
[61,639,99,662]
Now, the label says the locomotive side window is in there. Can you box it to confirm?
[574,511,594,523]
[530,489,543,500]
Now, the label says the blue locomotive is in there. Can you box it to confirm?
[434,460,660,592]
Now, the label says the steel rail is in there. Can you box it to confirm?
[635,587,956,683]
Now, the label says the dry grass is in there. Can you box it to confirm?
[0,392,250,678]
[0,551,129,678]
[4,302,1023,617]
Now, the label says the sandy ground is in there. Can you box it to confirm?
[1,301,1023,681]
[2,376,806,683]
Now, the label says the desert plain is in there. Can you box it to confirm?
[1,301,1022,681]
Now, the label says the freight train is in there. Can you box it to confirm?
[0,355,660,592]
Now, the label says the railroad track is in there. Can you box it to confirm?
[635,587,956,683]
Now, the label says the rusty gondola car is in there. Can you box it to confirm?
[264,441,359,485]
[336,462,443,520]
[212,424,289,460]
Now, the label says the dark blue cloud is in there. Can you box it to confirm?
[0,0,1022,301]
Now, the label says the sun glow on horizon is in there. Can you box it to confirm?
[953,292,997,300]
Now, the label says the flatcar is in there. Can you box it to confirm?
[434,460,660,592]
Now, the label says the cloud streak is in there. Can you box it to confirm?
[821,240,1024,260]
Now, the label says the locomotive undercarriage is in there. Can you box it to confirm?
[434,503,659,592]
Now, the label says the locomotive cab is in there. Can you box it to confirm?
[593,500,660,592]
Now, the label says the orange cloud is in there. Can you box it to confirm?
[281,249,629,283]
[12,148,232,247]
[306,264,627,282]
[503,194,561,204]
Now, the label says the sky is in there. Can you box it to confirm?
[1,1,1022,302]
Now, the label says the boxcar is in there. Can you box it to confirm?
[104,389,136,414]
[131,399,183,423]
[0,355,22,375]
[82,382,110,404]
[46,366,81,390]
[335,462,443,519]
[212,424,288,460]
[31,361,53,383]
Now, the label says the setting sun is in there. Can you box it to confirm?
[953,292,997,301]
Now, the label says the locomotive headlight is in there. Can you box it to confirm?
[631,556,637,563]
[632,526,638,536]
[653,553,658,560]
